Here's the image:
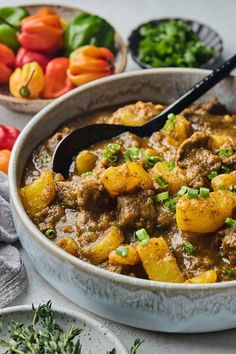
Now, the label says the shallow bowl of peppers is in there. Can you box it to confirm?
[0,4,127,113]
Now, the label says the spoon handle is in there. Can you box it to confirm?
[144,54,236,134]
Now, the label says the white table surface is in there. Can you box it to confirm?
[1,0,236,352]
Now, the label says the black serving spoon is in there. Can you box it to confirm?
[53,54,236,177]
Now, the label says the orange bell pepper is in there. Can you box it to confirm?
[9,61,45,99]
[0,149,11,174]
[67,45,115,86]
[41,57,74,99]
[0,43,15,84]
[18,7,64,54]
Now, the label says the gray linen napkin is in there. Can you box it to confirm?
[0,172,27,307]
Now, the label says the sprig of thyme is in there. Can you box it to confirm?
[0,301,82,354]
[0,301,143,354]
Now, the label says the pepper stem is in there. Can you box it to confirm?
[19,70,36,98]
[0,16,18,30]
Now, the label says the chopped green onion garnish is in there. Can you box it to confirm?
[187,188,198,198]
[225,269,233,277]
[135,228,150,246]
[155,175,169,189]
[44,229,56,239]
[230,185,235,192]
[102,149,118,163]
[154,191,169,202]
[164,197,178,212]
[207,171,218,180]
[145,155,162,167]
[81,171,93,177]
[218,148,234,158]
[183,240,195,255]
[167,160,175,171]
[199,187,210,198]
[108,143,121,152]
[116,246,129,257]
[124,147,142,161]
[163,113,176,131]
[220,165,231,174]
[169,245,174,252]
[225,218,236,227]
[177,186,188,196]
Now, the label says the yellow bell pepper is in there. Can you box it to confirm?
[9,61,45,99]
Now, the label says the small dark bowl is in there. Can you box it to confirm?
[128,18,223,69]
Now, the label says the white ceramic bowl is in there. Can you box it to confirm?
[0,305,128,354]
[9,68,236,333]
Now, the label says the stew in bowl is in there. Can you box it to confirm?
[20,97,236,284]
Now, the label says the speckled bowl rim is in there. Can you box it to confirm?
[9,67,236,291]
[0,305,128,353]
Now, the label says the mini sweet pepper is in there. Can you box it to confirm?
[0,43,15,83]
[16,47,50,72]
[0,7,28,51]
[0,124,20,150]
[18,7,64,54]
[9,61,45,99]
[67,45,115,86]
[41,57,74,99]
[0,149,11,174]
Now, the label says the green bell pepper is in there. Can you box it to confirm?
[0,7,28,51]
[64,13,115,55]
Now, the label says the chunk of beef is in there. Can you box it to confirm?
[46,128,70,153]
[77,177,111,212]
[176,132,221,188]
[117,190,156,233]
[110,101,164,126]
[156,205,175,226]
[220,227,236,264]
[221,154,236,169]
[36,204,65,233]
[56,176,80,208]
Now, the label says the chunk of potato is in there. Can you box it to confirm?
[75,150,97,175]
[20,171,56,216]
[166,115,190,147]
[211,172,236,191]
[137,237,184,283]
[185,270,217,284]
[56,237,79,256]
[101,162,153,197]
[81,226,124,265]
[176,190,236,233]
[209,134,235,150]
[150,161,188,194]
[109,243,140,266]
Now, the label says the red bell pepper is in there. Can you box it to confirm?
[41,57,74,99]
[18,7,64,54]
[0,125,20,150]
[0,43,15,84]
[16,47,50,72]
